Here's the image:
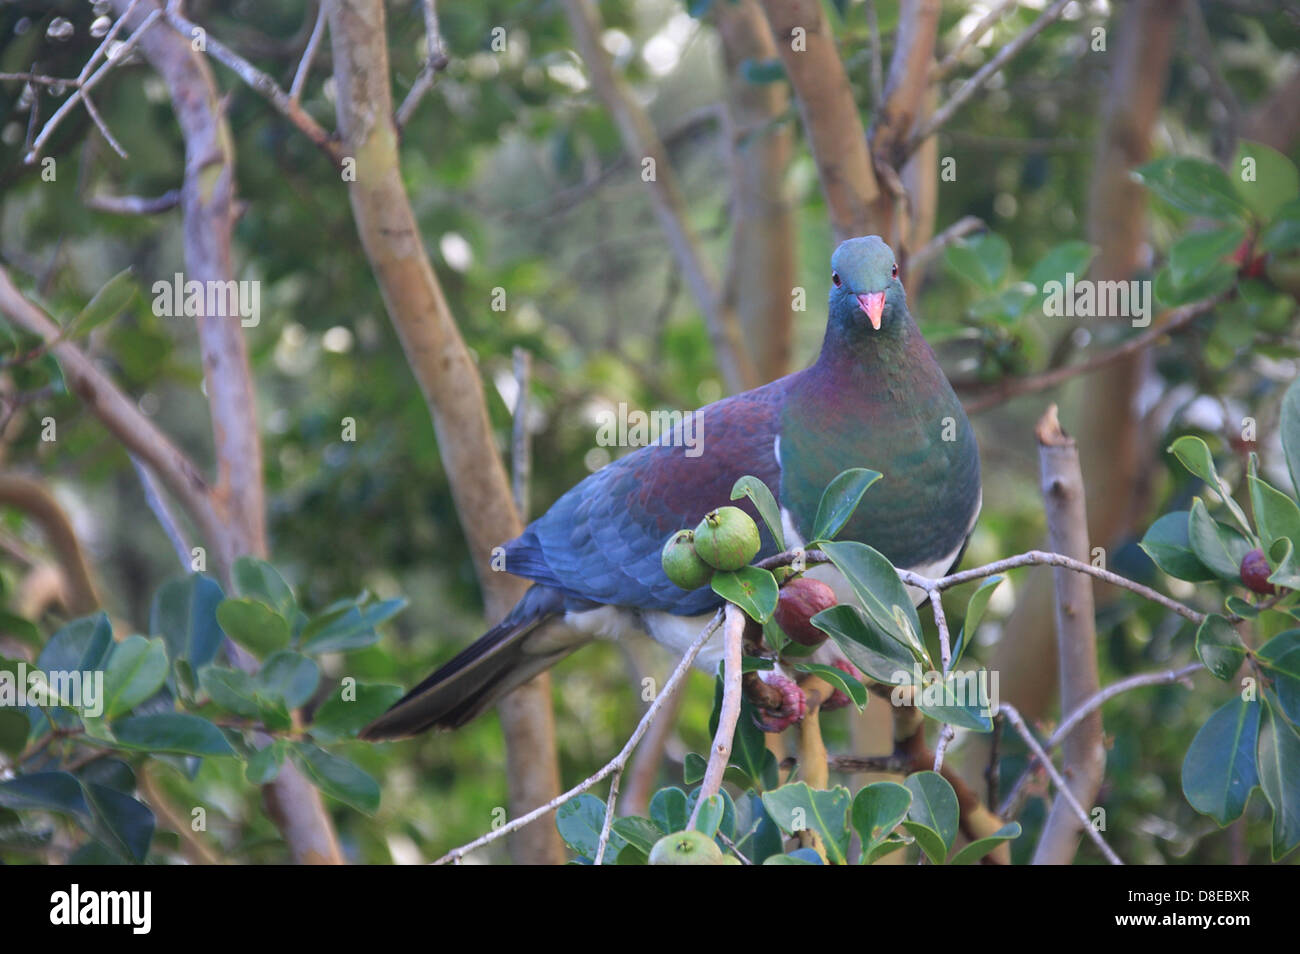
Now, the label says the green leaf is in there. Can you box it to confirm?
[1168,226,1246,286]
[1258,693,1300,859]
[1259,630,1300,724]
[1135,157,1247,222]
[310,681,404,742]
[1232,140,1300,222]
[916,671,996,731]
[1267,537,1300,590]
[760,782,852,865]
[99,635,168,719]
[216,598,290,659]
[299,598,405,654]
[82,781,153,863]
[1196,614,1247,680]
[1282,377,1300,501]
[611,816,663,856]
[1260,198,1300,253]
[710,566,778,623]
[112,713,235,757]
[812,603,916,684]
[290,742,381,815]
[198,666,261,718]
[1181,695,1260,825]
[65,268,136,341]
[851,781,911,863]
[795,662,867,709]
[945,233,1011,291]
[953,575,1002,665]
[0,772,88,816]
[731,475,786,551]
[1249,475,1300,556]
[1028,240,1094,291]
[232,558,296,619]
[811,468,882,542]
[0,707,28,758]
[650,787,690,836]
[691,794,725,838]
[905,771,959,863]
[949,822,1022,865]
[1187,498,1253,580]
[256,651,319,709]
[819,540,927,664]
[38,613,113,674]
[1169,437,1252,536]
[1139,511,1217,582]
[683,752,706,785]
[245,740,287,784]
[150,574,224,668]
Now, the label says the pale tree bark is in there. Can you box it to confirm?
[324,0,562,865]
[715,0,796,380]
[758,0,880,242]
[562,0,759,394]
[110,0,343,866]
[987,0,1181,724]
[1032,407,1104,865]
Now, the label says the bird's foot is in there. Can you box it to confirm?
[751,674,807,732]
[821,659,865,711]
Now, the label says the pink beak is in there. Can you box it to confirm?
[856,291,886,330]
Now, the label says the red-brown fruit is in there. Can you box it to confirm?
[1240,548,1276,595]
[774,577,838,646]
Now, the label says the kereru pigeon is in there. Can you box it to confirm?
[362,235,981,739]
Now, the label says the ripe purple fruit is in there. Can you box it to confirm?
[774,577,838,646]
[1240,548,1276,595]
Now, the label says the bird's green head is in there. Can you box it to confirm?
[829,235,904,333]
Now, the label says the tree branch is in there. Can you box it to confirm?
[758,0,881,242]
[1030,405,1105,865]
[562,0,758,393]
[324,0,561,864]
[905,0,1073,159]
[0,474,99,615]
[432,610,723,865]
[689,603,745,827]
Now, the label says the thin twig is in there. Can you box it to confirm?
[931,0,1018,83]
[958,293,1227,414]
[161,6,343,165]
[395,0,450,130]
[999,703,1123,865]
[80,93,128,158]
[592,767,623,866]
[905,0,1072,158]
[84,189,181,215]
[25,7,164,163]
[998,662,1204,818]
[909,215,984,276]
[289,1,328,103]
[430,610,723,864]
[129,453,192,569]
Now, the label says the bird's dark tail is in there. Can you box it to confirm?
[360,585,577,738]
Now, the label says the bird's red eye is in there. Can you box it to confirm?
[891,263,898,278]
[832,272,842,287]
